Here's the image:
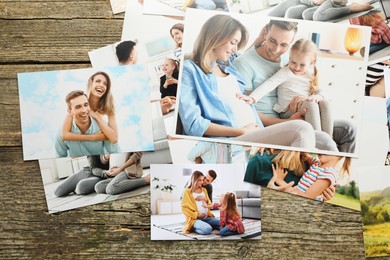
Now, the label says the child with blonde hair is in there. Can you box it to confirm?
[270,153,351,201]
[239,38,333,136]
[160,57,179,98]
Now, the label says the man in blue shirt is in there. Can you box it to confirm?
[55,90,118,157]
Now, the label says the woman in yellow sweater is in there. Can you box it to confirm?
[181,171,220,235]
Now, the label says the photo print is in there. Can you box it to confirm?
[150,163,261,240]
[18,65,154,160]
[173,8,371,157]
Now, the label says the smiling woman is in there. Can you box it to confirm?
[177,14,318,150]
[61,71,119,144]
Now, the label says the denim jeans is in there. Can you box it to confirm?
[193,217,220,235]
[220,226,239,236]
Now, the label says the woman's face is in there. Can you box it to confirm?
[171,29,183,45]
[213,30,241,62]
[161,59,175,74]
[195,176,204,189]
[90,74,108,98]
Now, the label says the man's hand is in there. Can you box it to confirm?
[288,96,307,114]
[289,108,307,121]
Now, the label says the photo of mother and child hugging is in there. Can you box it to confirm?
[176,9,369,157]
[244,147,357,207]
[150,164,261,240]
[18,65,153,160]
[39,151,151,213]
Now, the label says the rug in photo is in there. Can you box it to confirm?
[17,64,154,161]
[173,8,371,157]
[150,163,261,240]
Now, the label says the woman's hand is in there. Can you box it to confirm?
[91,131,107,141]
[202,201,208,207]
[197,212,207,219]
[106,167,121,177]
[236,93,255,104]
[195,195,207,202]
[322,185,336,201]
[241,123,259,134]
[89,110,101,120]
[313,0,326,5]
[271,163,288,185]
[288,96,308,114]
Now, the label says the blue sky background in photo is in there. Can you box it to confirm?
[18,64,154,160]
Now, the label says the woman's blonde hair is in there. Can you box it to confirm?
[221,192,240,219]
[187,170,204,190]
[272,150,306,177]
[289,39,319,95]
[192,14,248,73]
[86,71,115,116]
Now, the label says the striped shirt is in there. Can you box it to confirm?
[297,158,339,201]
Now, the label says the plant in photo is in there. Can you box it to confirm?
[152,177,175,193]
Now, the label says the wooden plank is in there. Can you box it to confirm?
[0,147,366,258]
[0,19,123,63]
[0,1,124,19]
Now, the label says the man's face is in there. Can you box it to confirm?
[262,25,295,62]
[202,174,214,186]
[68,95,90,125]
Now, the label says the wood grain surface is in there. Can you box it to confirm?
[0,1,376,259]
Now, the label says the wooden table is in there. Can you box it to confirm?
[0,1,370,258]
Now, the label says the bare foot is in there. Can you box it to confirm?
[348,2,373,13]
[216,231,220,235]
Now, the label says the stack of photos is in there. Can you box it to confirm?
[14,0,390,254]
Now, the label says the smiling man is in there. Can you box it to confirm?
[55,90,118,157]
[233,20,356,153]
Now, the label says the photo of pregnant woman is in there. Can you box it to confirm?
[174,9,371,157]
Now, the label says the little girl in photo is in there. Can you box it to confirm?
[270,153,351,201]
[216,192,245,236]
[160,57,179,99]
[239,38,333,136]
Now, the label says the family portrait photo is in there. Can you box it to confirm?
[174,9,371,157]
[18,65,154,160]
[150,163,261,240]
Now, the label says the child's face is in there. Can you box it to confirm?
[161,59,175,74]
[288,50,313,75]
[318,154,338,165]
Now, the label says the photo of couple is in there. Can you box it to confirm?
[17,65,154,160]
[174,9,371,157]
[150,164,261,240]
